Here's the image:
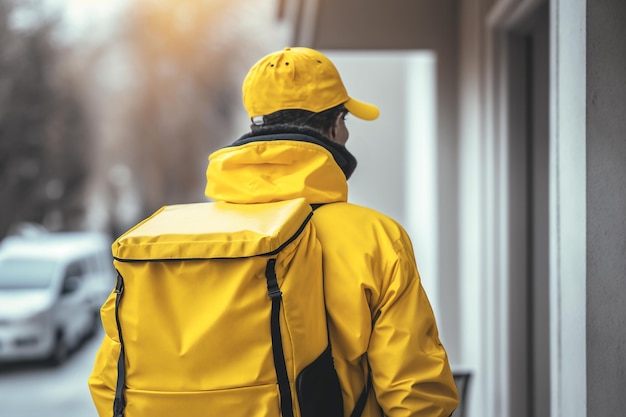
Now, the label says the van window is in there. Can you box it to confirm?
[65,261,85,279]
[0,258,56,289]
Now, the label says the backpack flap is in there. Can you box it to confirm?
[112,198,313,261]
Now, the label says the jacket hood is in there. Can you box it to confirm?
[205,128,356,205]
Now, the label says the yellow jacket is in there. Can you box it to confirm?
[206,131,459,417]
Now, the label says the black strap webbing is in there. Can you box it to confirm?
[350,370,371,417]
[265,258,294,417]
[113,273,127,417]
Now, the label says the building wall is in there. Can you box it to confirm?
[285,1,626,416]
[586,0,626,415]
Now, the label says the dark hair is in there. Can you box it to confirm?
[251,104,347,134]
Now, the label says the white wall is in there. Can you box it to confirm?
[458,1,488,416]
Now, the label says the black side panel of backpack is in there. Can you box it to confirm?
[295,344,344,417]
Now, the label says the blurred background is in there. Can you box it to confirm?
[0,0,289,240]
[2,1,625,417]
[0,1,291,416]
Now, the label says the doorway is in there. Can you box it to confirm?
[505,2,550,417]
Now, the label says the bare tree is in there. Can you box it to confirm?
[0,0,288,239]
[0,0,90,238]
[81,0,287,237]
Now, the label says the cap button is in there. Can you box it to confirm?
[284,47,291,51]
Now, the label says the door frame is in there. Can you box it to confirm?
[482,1,558,416]
[548,0,587,416]
[483,1,587,416]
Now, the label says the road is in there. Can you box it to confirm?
[0,328,103,417]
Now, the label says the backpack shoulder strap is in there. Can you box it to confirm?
[350,370,372,417]
[265,258,294,417]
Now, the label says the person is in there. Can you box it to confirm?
[205,47,459,417]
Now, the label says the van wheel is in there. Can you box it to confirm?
[48,334,69,366]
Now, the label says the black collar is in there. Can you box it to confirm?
[231,126,358,179]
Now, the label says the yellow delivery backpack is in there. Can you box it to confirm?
[88,198,357,417]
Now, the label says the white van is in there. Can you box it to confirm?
[0,232,115,365]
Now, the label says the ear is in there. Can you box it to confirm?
[328,113,343,139]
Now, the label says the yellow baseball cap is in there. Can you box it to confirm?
[242,47,379,122]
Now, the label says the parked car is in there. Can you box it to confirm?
[0,232,115,365]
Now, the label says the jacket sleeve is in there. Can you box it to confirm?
[368,234,459,417]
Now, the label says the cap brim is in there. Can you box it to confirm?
[344,97,380,121]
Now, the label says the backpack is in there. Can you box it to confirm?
[88,198,366,417]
